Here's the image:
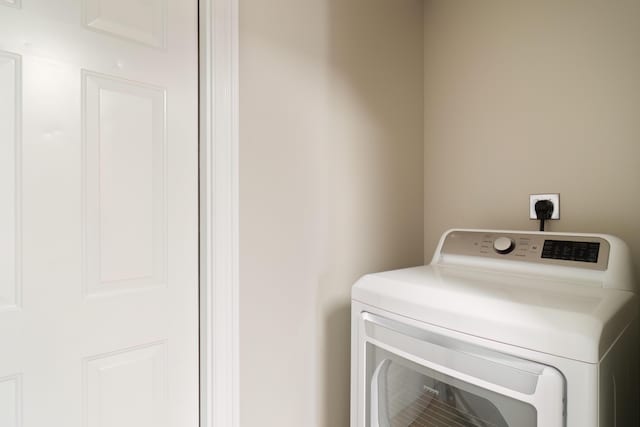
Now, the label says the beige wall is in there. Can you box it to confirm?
[239,0,640,424]
[423,0,640,280]
[239,1,424,426]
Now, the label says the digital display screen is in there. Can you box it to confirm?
[542,240,600,263]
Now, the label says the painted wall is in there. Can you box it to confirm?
[238,1,424,426]
[423,0,640,280]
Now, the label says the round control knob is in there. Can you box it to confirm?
[493,237,515,254]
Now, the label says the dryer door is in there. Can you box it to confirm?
[359,312,565,427]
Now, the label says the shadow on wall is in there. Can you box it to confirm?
[239,0,423,426]
[317,1,424,426]
[321,301,352,427]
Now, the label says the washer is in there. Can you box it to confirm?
[351,229,638,427]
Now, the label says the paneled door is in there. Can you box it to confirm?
[0,0,199,426]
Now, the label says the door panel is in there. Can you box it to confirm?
[82,0,167,48]
[83,71,167,296]
[0,374,21,426]
[0,0,198,425]
[0,0,20,9]
[84,342,167,427]
[0,51,20,311]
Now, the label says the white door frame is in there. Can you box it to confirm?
[199,1,240,427]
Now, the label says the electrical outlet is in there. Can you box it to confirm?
[530,194,560,220]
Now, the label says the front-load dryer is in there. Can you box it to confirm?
[351,229,638,427]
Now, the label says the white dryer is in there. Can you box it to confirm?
[351,229,638,427]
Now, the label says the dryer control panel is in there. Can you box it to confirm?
[441,231,610,270]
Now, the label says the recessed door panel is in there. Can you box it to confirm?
[0,0,20,9]
[0,52,20,311]
[84,342,167,427]
[82,0,167,47]
[83,71,167,297]
[0,375,21,427]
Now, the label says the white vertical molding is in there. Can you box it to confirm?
[199,0,239,426]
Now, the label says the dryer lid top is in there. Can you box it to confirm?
[352,259,637,363]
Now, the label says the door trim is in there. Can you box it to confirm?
[199,1,240,427]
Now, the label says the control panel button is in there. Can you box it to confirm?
[493,237,515,254]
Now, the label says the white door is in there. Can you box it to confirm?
[0,0,199,426]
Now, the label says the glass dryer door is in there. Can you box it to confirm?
[360,312,565,427]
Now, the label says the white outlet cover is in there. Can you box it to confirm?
[530,194,560,220]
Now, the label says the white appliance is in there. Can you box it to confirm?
[351,229,639,427]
